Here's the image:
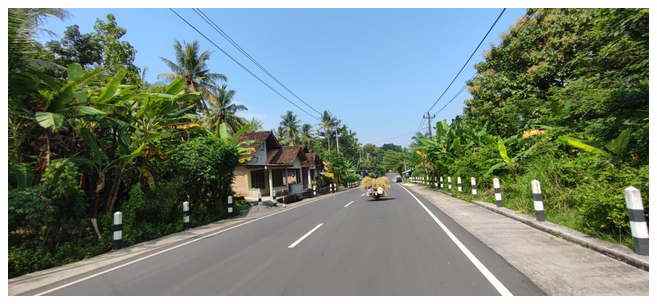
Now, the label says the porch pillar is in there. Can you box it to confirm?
[307,168,312,188]
[268,167,274,198]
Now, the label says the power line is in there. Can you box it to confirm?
[433,85,467,116]
[192,8,323,116]
[168,8,320,121]
[425,8,506,113]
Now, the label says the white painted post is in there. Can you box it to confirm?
[531,180,545,221]
[182,201,190,229]
[447,176,452,190]
[493,177,502,207]
[112,211,123,250]
[227,196,234,215]
[470,177,477,195]
[440,176,444,189]
[624,186,648,255]
[457,177,462,192]
[313,184,317,196]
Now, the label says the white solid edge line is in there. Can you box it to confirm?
[344,201,355,208]
[398,184,513,296]
[288,223,324,248]
[33,190,355,296]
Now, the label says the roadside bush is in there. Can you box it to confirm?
[122,184,146,244]
[9,162,34,189]
[8,187,54,245]
[169,136,239,226]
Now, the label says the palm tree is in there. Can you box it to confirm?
[204,84,247,133]
[300,123,313,149]
[236,117,263,135]
[320,110,340,150]
[159,39,227,110]
[278,111,300,145]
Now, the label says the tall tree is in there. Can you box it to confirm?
[159,40,227,110]
[93,14,140,83]
[237,118,264,135]
[300,123,314,149]
[277,111,301,145]
[46,25,102,67]
[320,110,340,150]
[204,84,248,133]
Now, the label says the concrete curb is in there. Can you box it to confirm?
[469,199,649,271]
[410,183,648,271]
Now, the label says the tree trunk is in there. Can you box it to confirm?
[106,168,123,214]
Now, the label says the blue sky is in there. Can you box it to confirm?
[38,8,526,146]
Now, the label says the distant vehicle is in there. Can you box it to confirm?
[362,176,390,200]
[395,176,402,183]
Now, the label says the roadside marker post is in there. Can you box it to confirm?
[182,201,190,229]
[624,186,649,255]
[112,211,123,250]
[313,185,317,196]
[440,176,444,189]
[227,196,234,215]
[448,176,452,190]
[531,180,545,221]
[471,177,477,195]
[457,177,463,192]
[493,177,502,207]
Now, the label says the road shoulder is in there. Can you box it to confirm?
[402,183,649,296]
[9,190,352,296]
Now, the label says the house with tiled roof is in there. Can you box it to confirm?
[232,131,323,202]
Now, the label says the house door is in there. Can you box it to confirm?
[250,169,270,196]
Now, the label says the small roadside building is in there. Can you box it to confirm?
[232,131,323,202]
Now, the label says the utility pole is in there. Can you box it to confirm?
[422,112,435,137]
[335,130,340,154]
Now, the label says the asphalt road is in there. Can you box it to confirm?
[37,181,543,296]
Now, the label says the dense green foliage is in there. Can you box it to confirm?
[8,10,246,278]
[409,9,648,247]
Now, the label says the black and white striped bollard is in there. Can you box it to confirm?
[112,211,123,250]
[440,176,444,189]
[447,176,452,190]
[624,186,648,255]
[227,195,234,215]
[313,185,317,196]
[493,177,502,207]
[470,177,477,195]
[457,177,462,192]
[531,180,545,221]
[182,201,190,229]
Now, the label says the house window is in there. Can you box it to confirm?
[250,169,266,189]
[272,169,285,187]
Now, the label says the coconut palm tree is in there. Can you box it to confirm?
[236,117,263,135]
[204,84,247,133]
[159,39,227,110]
[278,111,300,145]
[300,123,313,149]
[320,110,340,150]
